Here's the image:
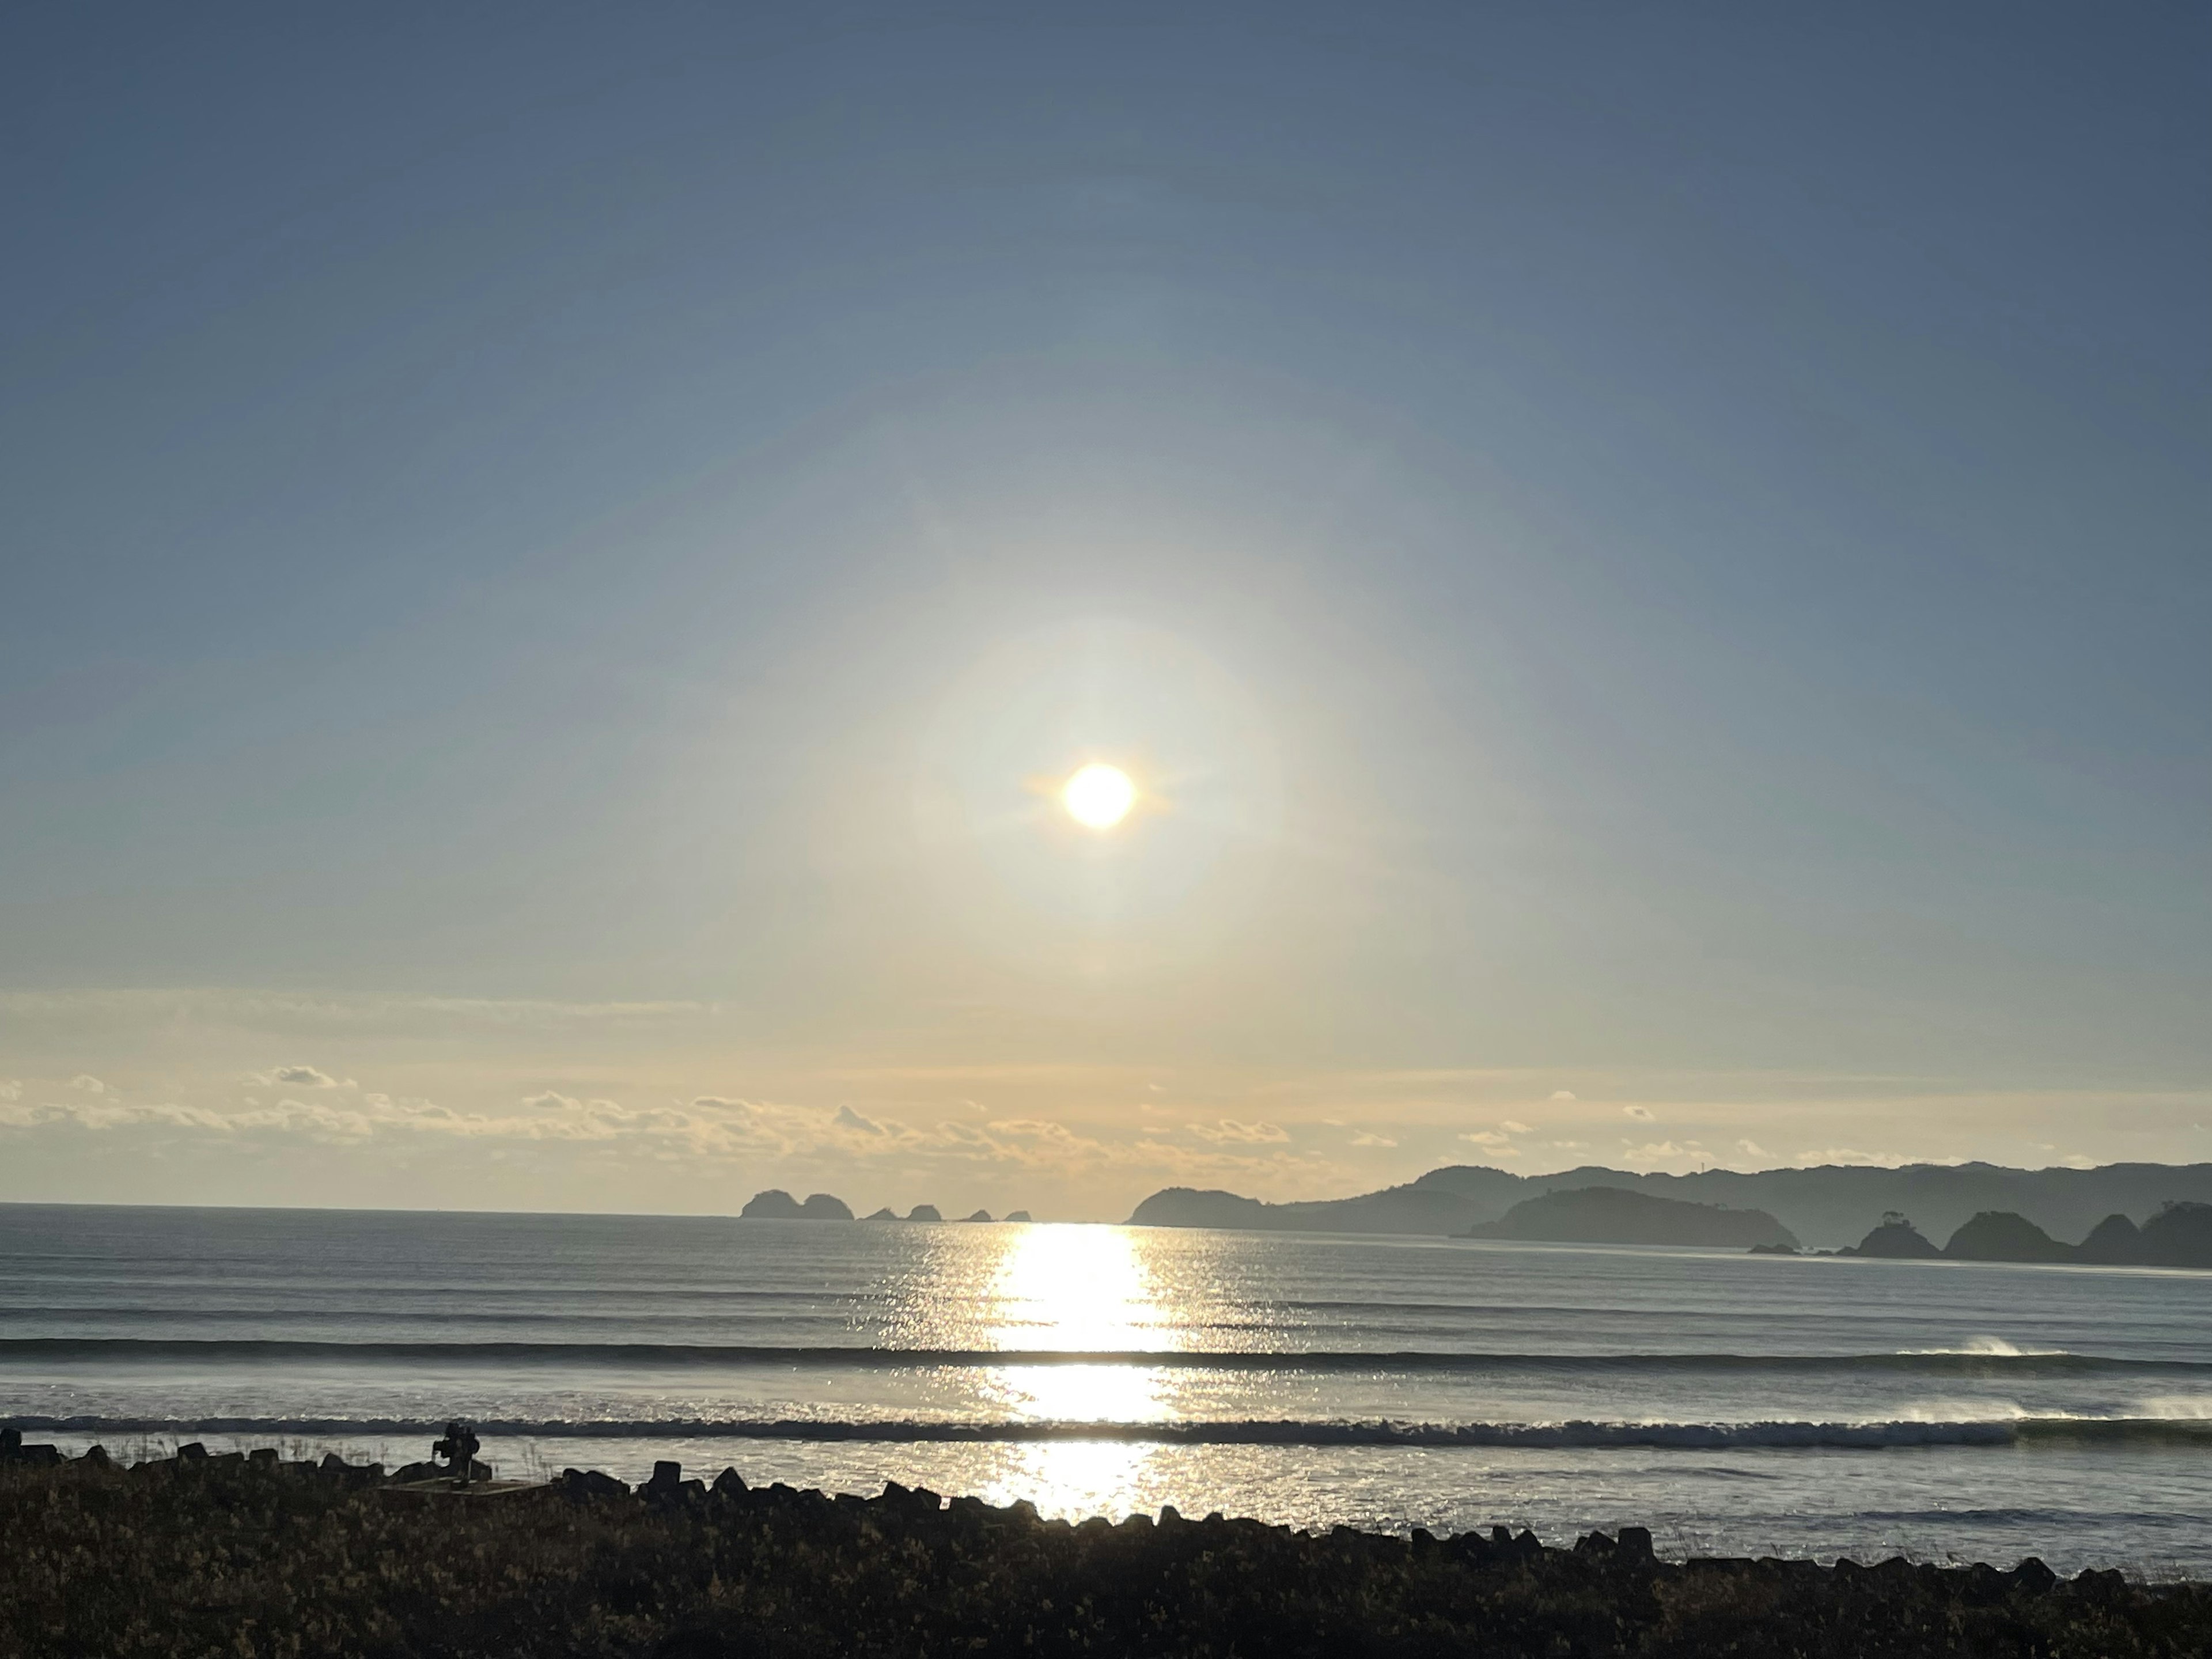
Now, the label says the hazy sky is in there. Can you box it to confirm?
[3,3,2207,1218]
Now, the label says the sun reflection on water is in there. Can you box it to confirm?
[976,1225,1177,1519]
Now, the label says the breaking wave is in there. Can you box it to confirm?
[3,1339,2207,1376]
[13,1413,2212,1450]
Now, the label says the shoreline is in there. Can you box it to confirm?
[14,1425,2207,1582]
[7,1437,2210,1656]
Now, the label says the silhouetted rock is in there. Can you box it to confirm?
[1004,1210,1033,1223]
[2013,1557,2059,1593]
[2077,1213,2145,1264]
[556,1467,628,1500]
[963,1209,993,1222]
[740,1190,853,1219]
[906,1204,942,1222]
[862,1207,897,1220]
[1463,1185,1797,1249]
[1748,1241,1797,1255]
[0,1428,61,1468]
[1945,1211,2073,1263]
[1845,1213,1942,1258]
[2142,1201,2212,1268]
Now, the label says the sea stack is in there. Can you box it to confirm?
[1846,1213,1942,1259]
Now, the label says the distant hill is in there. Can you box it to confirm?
[1124,1162,2212,1249]
[1847,1214,1942,1259]
[1461,1186,1797,1249]
[1942,1210,2074,1263]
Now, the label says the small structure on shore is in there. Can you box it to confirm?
[431,1421,482,1489]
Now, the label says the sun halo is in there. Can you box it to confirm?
[1062,763,1137,831]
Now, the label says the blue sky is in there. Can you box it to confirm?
[2,3,2207,1215]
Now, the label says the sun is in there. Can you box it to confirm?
[1062,763,1136,830]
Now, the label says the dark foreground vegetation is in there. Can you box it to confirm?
[3,1443,2209,1658]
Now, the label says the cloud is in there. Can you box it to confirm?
[1622,1105,1654,1121]
[1736,1139,1769,1159]
[0,1066,1410,1205]
[1349,1131,1396,1147]
[270,1065,340,1088]
[0,1081,19,1101]
[1457,1130,1521,1156]
[1622,1140,1691,1160]
[1548,1090,1577,1101]
[70,1075,107,1094]
[1187,1119,1290,1145]
[1499,1120,1532,1135]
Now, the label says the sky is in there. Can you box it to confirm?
[2,2,2207,1219]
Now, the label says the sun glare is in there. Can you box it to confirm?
[1062,763,1136,830]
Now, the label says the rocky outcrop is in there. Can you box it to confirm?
[1844,1214,1942,1258]
[1944,1211,2074,1264]
[1837,1205,2212,1268]
[2077,1213,2143,1264]
[906,1205,943,1222]
[2142,1202,2212,1268]
[738,1191,854,1220]
[1462,1186,1798,1249]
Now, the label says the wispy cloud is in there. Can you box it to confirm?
[1457,1129,1521,1157]
[1187,1119,1291,1145]
[266,1065,341,1089]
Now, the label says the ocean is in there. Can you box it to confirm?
[5,1203,2210,1575]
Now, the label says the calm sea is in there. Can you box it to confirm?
[5,1203,2210,1574]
